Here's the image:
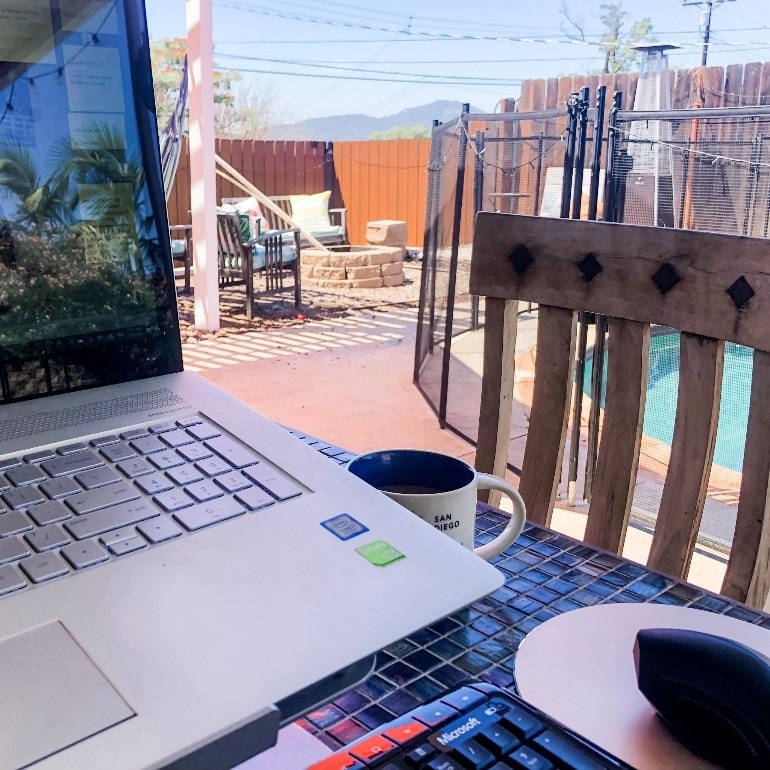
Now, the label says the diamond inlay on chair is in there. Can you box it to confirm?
[508,245,534,276]
[577,253,603,282]
[726,275,755,309]
[651,263,681,294]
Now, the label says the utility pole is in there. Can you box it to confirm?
[681,0,736,66]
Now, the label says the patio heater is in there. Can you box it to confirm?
[625,43,679,228]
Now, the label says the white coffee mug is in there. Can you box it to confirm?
[347,449,526,560]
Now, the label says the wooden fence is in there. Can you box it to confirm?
[166,62,770,246]
[167,137,431,246]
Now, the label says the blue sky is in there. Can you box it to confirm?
[146,0,770,122]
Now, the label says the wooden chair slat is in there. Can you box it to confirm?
[648,333,724,578]
[517,305,576,526]
[724,349,770,605]
[475,297,519,508]
[585,318,649,553]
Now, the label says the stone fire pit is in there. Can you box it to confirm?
[301,244,405,289]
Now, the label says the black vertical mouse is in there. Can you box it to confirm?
[634,627,770,769]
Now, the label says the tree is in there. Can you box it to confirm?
[561,2,655,74]
[149,38,282,139]
[369,125,430,140]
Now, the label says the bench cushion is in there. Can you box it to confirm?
[289,191,332,231]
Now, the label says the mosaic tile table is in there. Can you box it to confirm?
[288,430,770,753]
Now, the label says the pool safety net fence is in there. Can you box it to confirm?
[416,94,768,565]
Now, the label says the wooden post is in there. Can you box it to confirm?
[186,0,219,331]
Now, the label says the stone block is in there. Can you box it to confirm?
[381,262,404,277]
[347,265,382,280]
[350,277,384,288]
[366,220,408,247]
[361,247,403,266]
[330,253,368,268]
[301,251,330,268]
[382,273,405,287]
[313,266,347,280]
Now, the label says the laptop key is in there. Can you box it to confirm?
[5,465,48,487]
[130,436,166,455]
[214,471,251,493]
[205,436,260,469]
[90,434,120,447]
[234,487,275,511]
[25,525,70,552]
[57,442,89,455]
[42,450,103,477]
[185,480,223,503]
[148,449,185,470]
[100,444,137,463]
[166,464,204,485]
[186,422,221,441]
[176,443,213,463]
[2,486,45,510]
[120,428,149,441]
[194,456,231,477]
[137,517,183,543]
[20,552,69,583]
[100,527,138,547]
[75,466,122,490]
[154,489,194,512]
[134,472,175,495]
[0,537,29,564]
[116,457,153,478]
[65,482,140,516]
[0,511,33,536]
[39,476,81,499]
[173,497,246,531]
[27,500,72,527]
[107,536,146,556]
[160,429,195,448]
[64,499,160,540]
[61,540,109,569]
[242,465,303,501]
[0,565,26,595]
[0,458,21,471]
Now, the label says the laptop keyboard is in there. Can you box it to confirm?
[0,416,303,597]
[308,682,632,769]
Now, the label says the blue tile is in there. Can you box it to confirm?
[569,588,603,606]
[455,650,494,675]
[358,675,396,700]
[381,661,421,686]
[491,605,528,625]
[481,666,516,688]
[432,664,470,688]
[333,689,369,714]
[552,598,584,613]
[405,676,446,702]
[448,626,487,648]
[409,627,440,646]
[357,704,396,730]
[528,586,560,604]
[428,617,461,636]
[305,704,346,730]
[475,638,513,662]
[384,638,418,658]
[495,627,526,650]
[472,616,506,637]
[427,637,464,661]
[510,597,543,615]
[544,578,577,596]
[380,690,421,716]
[404,649,443,673]
[519,569,551,585]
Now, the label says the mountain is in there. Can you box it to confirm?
[265,100,483,142]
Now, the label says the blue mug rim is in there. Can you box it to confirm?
[347,449,474,494]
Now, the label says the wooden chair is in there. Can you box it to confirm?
[216,212,301,317]
[471,212,770,609]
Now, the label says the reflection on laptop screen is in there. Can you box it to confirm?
[0,0,181,405]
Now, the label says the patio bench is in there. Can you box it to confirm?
[223,192,347,248]
[216,212,301,318]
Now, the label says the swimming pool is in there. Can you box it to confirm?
[585,331,751,473]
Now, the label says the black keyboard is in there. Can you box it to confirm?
[307,682,632,770]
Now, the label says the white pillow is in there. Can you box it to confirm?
[289,191,332,231]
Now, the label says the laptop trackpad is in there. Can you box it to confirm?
[0,621,135,768]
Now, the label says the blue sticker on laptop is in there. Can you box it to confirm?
[321,514,369,541]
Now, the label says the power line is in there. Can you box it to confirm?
[681,0,738,65]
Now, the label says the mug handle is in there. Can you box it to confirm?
[473,474,527,560]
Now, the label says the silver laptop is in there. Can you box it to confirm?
[0,1,502,768]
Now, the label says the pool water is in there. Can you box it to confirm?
[584,332,751,472]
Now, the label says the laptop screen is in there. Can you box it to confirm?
[0,0,182,405]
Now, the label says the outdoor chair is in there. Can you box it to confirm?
[471,212,770,610]
[216,212,301,317]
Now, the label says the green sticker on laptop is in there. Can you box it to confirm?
[355,540,405,566]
